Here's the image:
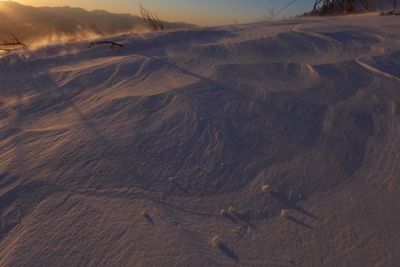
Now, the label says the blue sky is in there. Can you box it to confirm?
[15,0,315,25]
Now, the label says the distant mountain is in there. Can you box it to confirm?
[0,1,195,44]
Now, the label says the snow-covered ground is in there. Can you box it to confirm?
[1,13,400,266]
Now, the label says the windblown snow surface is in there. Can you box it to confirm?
[1,14,400,266]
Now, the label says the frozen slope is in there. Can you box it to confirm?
[0,14,400,266]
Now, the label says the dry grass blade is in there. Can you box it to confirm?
[139,4,164,31]
[310,0,388,15]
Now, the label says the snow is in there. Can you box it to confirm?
[0,13,400,266]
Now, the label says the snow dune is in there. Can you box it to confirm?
[0,13,400,266]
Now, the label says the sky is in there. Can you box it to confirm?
[11,0,314,25]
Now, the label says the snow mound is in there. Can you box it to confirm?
[1,13,400,266]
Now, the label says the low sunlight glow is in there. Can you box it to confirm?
[10,0,312,25]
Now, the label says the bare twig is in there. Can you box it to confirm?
[139,4,164,31]
[0,34,28,52]
[89,41,124,49]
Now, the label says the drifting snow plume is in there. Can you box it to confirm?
[0,1,194,46]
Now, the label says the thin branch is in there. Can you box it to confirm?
[0,34,28,51]
[89,41,124,49]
